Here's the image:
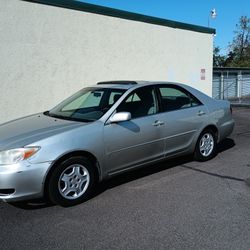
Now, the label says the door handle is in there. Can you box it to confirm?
[197,110,206,116]
[152,120,164,126]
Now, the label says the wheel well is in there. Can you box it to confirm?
[202,125,219,141]
[43,151,100,199]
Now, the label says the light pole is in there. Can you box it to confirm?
[208,8,217,27]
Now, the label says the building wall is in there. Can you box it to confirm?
[0,0,213,123]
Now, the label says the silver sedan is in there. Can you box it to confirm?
[0,81,234,206]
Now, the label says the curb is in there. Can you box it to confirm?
[231,103,250,108]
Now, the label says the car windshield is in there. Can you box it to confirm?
[45,87,125,122]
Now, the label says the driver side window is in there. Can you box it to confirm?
[116,87,157,119]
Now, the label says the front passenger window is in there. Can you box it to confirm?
[116,87,157,119]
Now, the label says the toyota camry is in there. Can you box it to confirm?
[0,81,234,206]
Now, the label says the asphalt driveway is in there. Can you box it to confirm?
[0,107,250,250]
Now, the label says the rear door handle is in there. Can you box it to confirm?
[197,110,206,116]
[152,120,164,126]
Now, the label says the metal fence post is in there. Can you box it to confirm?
[237,72,242,103]
[220,73,224,99]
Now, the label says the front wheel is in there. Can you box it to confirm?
[194,129,217,161]
[47,156,96,206]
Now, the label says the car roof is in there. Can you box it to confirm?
[93,80,213,105]
[94,80,187,90]
[94,80,146,90]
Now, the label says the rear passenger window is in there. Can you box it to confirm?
[159,86,201,112]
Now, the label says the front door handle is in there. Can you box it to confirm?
[152,120,164,127]
[197,110,206,116]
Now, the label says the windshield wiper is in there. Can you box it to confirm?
[43,111,92,123]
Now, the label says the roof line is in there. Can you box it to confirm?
[214,67,250,71]
[22,0,216,34]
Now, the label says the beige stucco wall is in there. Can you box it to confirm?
[0,0,213,124]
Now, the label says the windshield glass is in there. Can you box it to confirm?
[46,87,125,122]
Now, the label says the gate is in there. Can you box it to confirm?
[213,68,250,104]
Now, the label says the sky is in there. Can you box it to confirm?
[79,0,250,55]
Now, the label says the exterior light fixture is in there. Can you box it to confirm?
[208,8,217,27]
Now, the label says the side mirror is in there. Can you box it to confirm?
[109,112,131,123]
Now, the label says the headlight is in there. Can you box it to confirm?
[0,147,40,165]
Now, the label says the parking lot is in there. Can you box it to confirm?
[0,107,250,250]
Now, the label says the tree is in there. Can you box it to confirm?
[226,16,250,67]
[213,46,226,67]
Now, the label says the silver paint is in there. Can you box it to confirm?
[0,82,234,202]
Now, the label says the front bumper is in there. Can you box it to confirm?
[0,161,52,202]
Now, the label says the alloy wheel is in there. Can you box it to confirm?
[58,164,90,200]
[199,133,214,157]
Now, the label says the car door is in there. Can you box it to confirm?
[156,85,208,156]
[103,86,165,175]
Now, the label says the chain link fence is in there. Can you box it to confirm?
[213,68,250,104]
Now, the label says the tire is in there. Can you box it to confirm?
[48,156,96,207]
[194,129,217,162]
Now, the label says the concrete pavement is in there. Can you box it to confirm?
[0,107,250,250]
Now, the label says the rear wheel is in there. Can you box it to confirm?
[48,156,96,206]
[194,129,217,161]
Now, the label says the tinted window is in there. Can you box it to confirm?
[108,91,123,105]
[117,87,157,119]
[159,86,201,112]
[62,91,104,111]
[48,88,125,122]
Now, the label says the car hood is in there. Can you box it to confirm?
[0,113,87,150]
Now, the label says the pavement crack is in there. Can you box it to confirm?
[181,165,250,204]
[180,164,244,182]
[236,130,250,136]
